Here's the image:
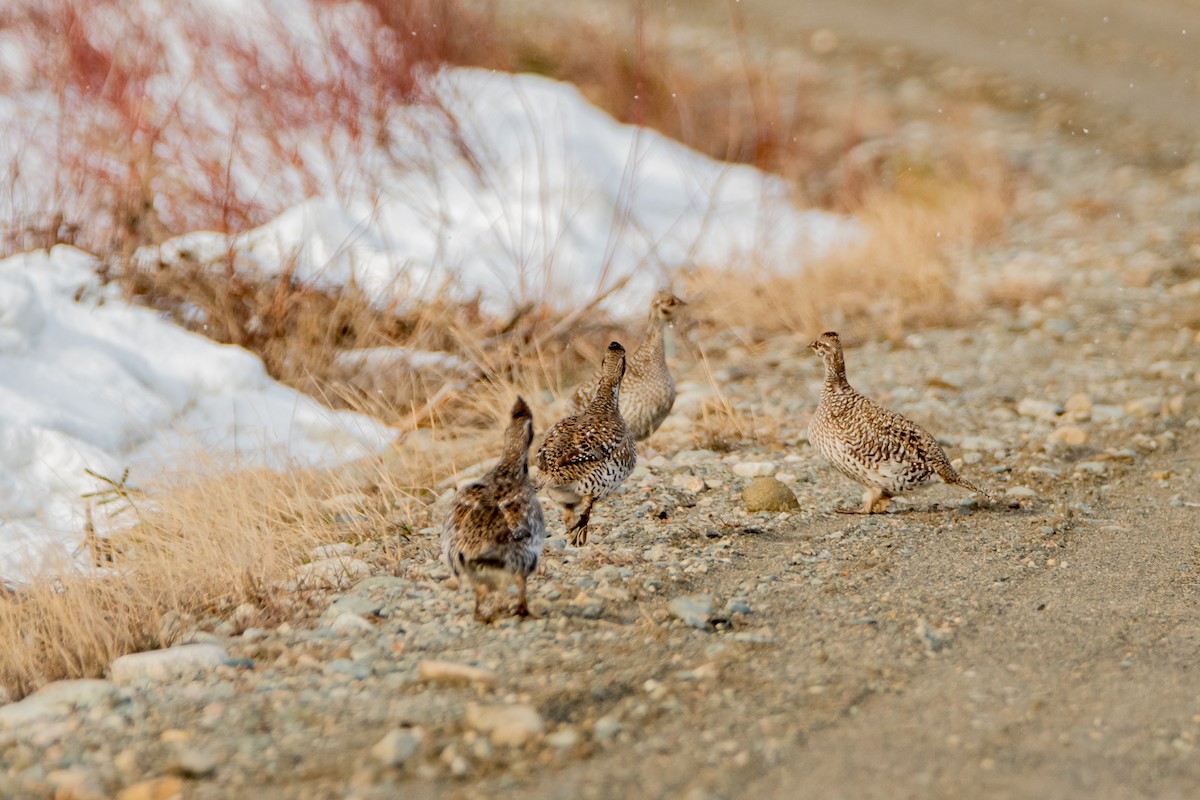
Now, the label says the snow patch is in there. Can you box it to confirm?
[0,247,393,582]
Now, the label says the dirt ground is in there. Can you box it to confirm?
[571,2,1200,798]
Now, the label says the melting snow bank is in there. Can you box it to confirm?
[144,68,860,317]
[0,247,394,582]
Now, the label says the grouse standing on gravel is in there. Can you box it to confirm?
[442,397,547,622]
[567,292,685,441]
[536,342,637,546]
[806,331,990,514]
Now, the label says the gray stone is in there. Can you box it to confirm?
[742,477,800,513]
[669,594,715,630]
[1005,486,1039,500]
[294,557,372,589]
[465,703,544,746]
[0,679,121,730]
[961,435,1006,452]
[1075,461,1108,475]
[725,599,752,615]
[732,461,776,478]
[324,659,372,680]
[545,727,581,750]
[165,745,218,778]
[371,727,425,767]
[1017,398,1063,419]
[327,613,375,634]
[593,715,622,741]
[110,644,228,686]
[322,594,383,620]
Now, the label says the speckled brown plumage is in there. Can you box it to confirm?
[567,292,685,441]
[536,341,637,546]
[807,331,989,514]
[441,397,547,622]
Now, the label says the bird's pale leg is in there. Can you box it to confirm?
[835,487,879,515]
[568,495,596,547]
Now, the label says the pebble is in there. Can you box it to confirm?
[1017,398,1063,419]
[371,727,426,767]
[545,727,581,750]
[593,715,622,741]
[732,461,776,478]
[671,474,707,493]
[961,435,1006,451]
[1064,393,1093,419]
[1005,486,1038,501]
[1091,404,1126,423]
[294,557,373,589]
[322,594,384,619]
[327,612,376,634]
[417,660,497,685]
[165,744,218,778]
[1074,461,1108,475]
[0,679,121,729]
[1048,425,1088,446]
[742,477,800,512]
[669,594,715,630]
[109,645,229,686]
[1125,396,1165,417]
[465,703,545,746]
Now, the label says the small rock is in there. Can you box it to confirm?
[1048,426,1088,446]
[1125,396,1165,418]
[371,727,425,768]
[1017,398,1063,420]
[116,777,185,800]
[322,594,384,619]
[465,703,545,746]
[742,477,800,513]
[670,474,706,493]
[1005,486,1038,501]
[725,599,752,616]
[669,594,715,630]
[961,435,1006,452]
[109,645,228,686]
[309,541,356,560]
[417,660,497,685]
[1075,461,1108,475]
[545,727,581,750]
[644,544,671,562]
[1153,470,1172,481]
[732,461,776,478]
[1091,404,1126,423]
[46,768,104,800]
[1064,393,1093,419]
[164,745,218,779]
[294,557,372,589]
[593,715,622,741]
[327,613,375,634]
[0,679,123,730]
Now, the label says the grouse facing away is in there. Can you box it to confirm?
[441,397,547,622]
[807,331,990,514]
[567,292,685,441]
[536,341,637,546]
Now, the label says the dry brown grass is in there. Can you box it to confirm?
[0,464,351,698]
[685,142,1013,343]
